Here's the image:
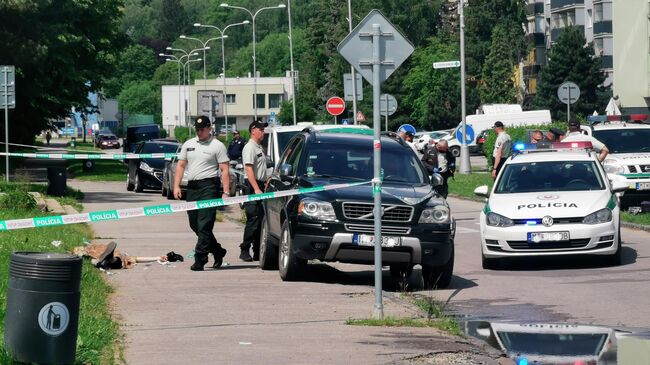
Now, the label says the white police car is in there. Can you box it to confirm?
[474,141,629,269]
[584,116,650,207]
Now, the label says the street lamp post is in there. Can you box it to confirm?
[194,20,249,139]
[180,35,226,88]
[287,0,297,125]
[220,3,286,121]
[159,53,183,129]
[459,0,471,174]
[167,47,205,135]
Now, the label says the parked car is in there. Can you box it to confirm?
[476,129,489,155]
[94,129,115,147]
[124,124,160,153]
[97,134,120,149]
[127,139,179,192]
[161,145,239,200]
[259,128,456,290]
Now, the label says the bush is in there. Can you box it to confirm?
[174,126,190,143]
[483,121,571,168]
[0,190,36,211]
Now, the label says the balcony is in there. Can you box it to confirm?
[600,55,613,69]
[527,33,545,46]
[594,21,612,34]
[551,26,584,42]
[551,0,584,10]
[526,2,545,15]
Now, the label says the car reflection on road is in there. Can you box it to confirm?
[464,320,650,364]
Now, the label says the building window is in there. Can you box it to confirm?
[255,94,265,109]
[269,94,283,108]
[594,38,604,56]
[226,94,236,104]
[586,9,592,28]
[535,16,545,33]
[594,3,603,22]
[566,11,575,27]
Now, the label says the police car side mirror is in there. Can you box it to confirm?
[611,181,629,193]
[430,173,443,187]
[474,185,489,198]
[279,163,293,179]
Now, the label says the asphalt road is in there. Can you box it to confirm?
[442,197,650,330]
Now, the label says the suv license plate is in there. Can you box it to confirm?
[636,182,650,191]
[528,231,570,243]
[353,234,401,247]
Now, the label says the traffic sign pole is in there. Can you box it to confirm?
[371,23,383,319]
[459,1,470,174]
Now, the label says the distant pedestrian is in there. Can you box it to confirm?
[491,121,512,179]
[174,116,230,271]
[240,120,270,262]
[45,130,52,146]
[227,130,245,160]
[562,119,609,162]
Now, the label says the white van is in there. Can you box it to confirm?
[445,109,552,156]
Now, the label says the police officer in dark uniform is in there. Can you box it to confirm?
[239,120,269,262]
[174,116,230,271]
[227,130,246,161]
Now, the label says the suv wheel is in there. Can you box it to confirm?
[450,146,460,158]
[134,173,144,192]
[259,216,278,270]
[278,220,306,281]
[126,174,134,191]
[422,245,454,290]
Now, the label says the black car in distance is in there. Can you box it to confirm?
[127,139,179,192]
[260,128,455,290]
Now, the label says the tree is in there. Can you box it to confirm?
[159,0,187,42]
[533,26,609,120]
[228,30,307,78]
[277,99,315,125]
[402,35,461,130]
[118,81,162,122]
[103,45,159,97]
[479,25,517,104]
[0,0,127,146]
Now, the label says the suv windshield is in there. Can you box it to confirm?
[302,143,427,184]
[495,161,605,193]
[142,142,178,154]
[593,128,650,153]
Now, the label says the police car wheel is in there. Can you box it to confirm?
[134,173,144,192]
[481,253,500,270]
[126,174,134,191]
[605,229,622,266]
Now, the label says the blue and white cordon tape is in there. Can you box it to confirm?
[0,181,370,231]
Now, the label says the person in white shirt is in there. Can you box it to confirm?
[492,121,512,179]
[563,119,609,162]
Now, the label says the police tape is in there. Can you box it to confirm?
[0,181,371,231]
[0,152,177,160]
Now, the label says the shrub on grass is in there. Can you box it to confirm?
[0,190,36,211]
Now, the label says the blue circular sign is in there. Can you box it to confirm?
[397,124,416,134]
[455,124,475,144]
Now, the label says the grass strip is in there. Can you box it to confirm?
[67,160,127,182]
[0,208,120,364]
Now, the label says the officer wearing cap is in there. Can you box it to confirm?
[492,121,512,179]
[174,116,230,271]
[239,120,269,262]
[562,119,609,161]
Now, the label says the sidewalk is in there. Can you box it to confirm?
[67,180,506,364]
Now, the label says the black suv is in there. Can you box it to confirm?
[259,128,455,289]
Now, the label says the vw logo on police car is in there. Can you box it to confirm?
[537,194,560,201]
[542,216,554,227]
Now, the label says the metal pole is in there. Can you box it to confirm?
[203,46,207,90]
[252,16,257,121]
[177,62,181,130]
[567,89,571,122]
[3,67,8,182]
[348,0,358,125]
[288,0,297,125]
[384,96,388,131]
[371,23,384,320]
[221,36,229,141]
[459,0,471,174]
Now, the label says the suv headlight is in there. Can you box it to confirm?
[486,212,513,227]
[582,208,612,224]
[603,159,624,174]
[419,206,450,224]
[298,198,336,222]
[139,161,154,173]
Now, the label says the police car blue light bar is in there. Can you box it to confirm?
[513,141,593,152]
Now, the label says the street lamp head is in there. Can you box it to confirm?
[166,46,173,50]
[204,46,211,50]
[278,4,286,8]
[242,20,250,24]
[180,35,187,39]
[191,52,200,56]
[220,3,228,7]
[158,53,165,56]
[193,23,201,27]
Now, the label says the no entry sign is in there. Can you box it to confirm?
[326,97,346,116]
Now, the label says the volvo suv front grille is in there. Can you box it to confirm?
[342,202,414,222]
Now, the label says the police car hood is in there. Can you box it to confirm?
[489,191,611,219]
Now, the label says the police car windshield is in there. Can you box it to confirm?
[593,128,650,153]
[303,144,427,184]
[497,331,608,356]
[495,161,605,193]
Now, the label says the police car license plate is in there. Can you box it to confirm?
[353,234,401,247]
[527,231,570,243]
[636,182,650,191]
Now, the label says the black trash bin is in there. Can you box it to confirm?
[47,166,67,196]
[4,252,82,364]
